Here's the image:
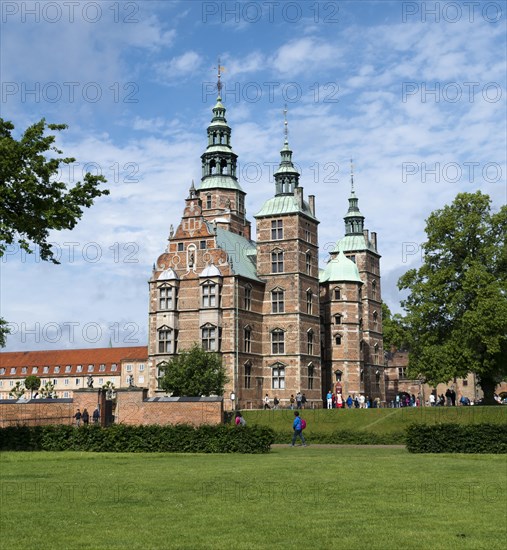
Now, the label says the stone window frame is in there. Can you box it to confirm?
[334,314,342,325]
[206,194,212,209]
[271,248,284,273]
[244,361,252,389]
[156,360,170,389]
[157,325,173,354]
[158,283,177,310]
[306,289,313,315]
[334,333,342,346]
[333,286,341,300]
[305,250,312,275]
[271,287,285,313]
[271,219,283,240]
[374,343,380,364]
[307,329,314,355]
[271,361,286,390]
[201,279,220,308]
[373,310,379,331]
[244,284,252,310]
[372,280,377,300]
[244,325,252,353]
[271,328,285,355]
[308,362,315,390]
[201,323,220,352]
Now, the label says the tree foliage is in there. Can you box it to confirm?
[382,302,410,352]
[9,381,25,400]
[158,344,228,397]
[398,191,507,403]
[0,118,109,346]
[24,375,41,397]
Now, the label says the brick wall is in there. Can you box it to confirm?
[0,389,223,427]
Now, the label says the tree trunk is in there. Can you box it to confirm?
[478,375,500,405]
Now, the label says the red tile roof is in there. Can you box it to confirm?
[0,346,147,378]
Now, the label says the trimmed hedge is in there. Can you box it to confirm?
[273,429,406,445]
[406,423,507,453]
[0,424,275,454]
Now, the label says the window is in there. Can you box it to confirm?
[358,287,362,300]
[271,330,285,354]
[244,362,252,389]
[139,364,145,372]
[53,379,58,386]
[88,365,94,372]
[374,344,380,364]
[304,226,311,243]
[271,250,284,273]
[159,286,175,310]
[206,195,212,209]
[99,378,104,385]
[111,364,118,372]
[76,379,80,385]
[462,379,468,386]
[21,367,27,374]
[65,365,71,373]
[0,368,5,375]
[177,243,184,252]
[244,327,251,353]
[334,314,342,325]
[64,379,69,386]
[76,365,83,373]
[238,195,245,213]
[335,335,342,346]
[398,367,407,379]
[372,280,377,300]
[99,364,106,372]
[306,252,311,275]
[307,330,314,355]
[272,363,285,390]
[334,288,341,300]
[202,282,217,307]
[271,219,283,240]
[360,369,364,383]
[158,329,172,353]
[348,255,356,263]
[308,364,314,390]
[244,286,252,310]
[359,317,363,330]
[306,290,313,315]
[271,289,285,313]
[138,376,145,384]
[202,325,218,351]
[43,367,49,374]
[126,364,133,372]
[373,311,378,331]
[63,392,69,398]
[9,381,14,387]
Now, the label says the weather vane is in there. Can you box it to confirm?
[350,158,354,191]
[213,57,225,96]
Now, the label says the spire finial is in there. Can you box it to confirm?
[214,57,224,99]
[283,103,288,143]
[350,158,355,192]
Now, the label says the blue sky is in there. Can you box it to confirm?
[1,0,506,351]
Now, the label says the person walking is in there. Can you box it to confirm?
[301,393,307,409]
[74,409,82,427]
[326,390,333,409]
[289,395,295,409]
[263,394,271,410]
[92,408,100,424]
[296,392,302,409]
[346,395,353,409]
[82,408,89,425]
[290,411,306,447]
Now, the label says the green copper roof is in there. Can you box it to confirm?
[198,175,244,192]
[214,227,262,282]
[333,234,378,254]
[320,251,363,283]
[255,195,316,220]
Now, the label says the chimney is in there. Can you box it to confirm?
[371,231,377,251]
[309,195,315,216]
[294,186,303,208]
[363,229,369,243]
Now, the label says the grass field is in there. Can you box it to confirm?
[242,405,507,436]
[1,448,506,549]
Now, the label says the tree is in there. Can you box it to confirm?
[0,118,109,346]
[24,375,41,398]
[398,191,507,404]
[158,344,228,397]
[39,380,56,399]
[382,302,410,352]
[9,381,25,400]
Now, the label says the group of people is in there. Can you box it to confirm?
[326,391,379,409]
[264,392,307,410]
[74,407,100,426]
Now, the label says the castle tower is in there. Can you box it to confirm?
[321,162,384,400]
[254,108,322,407]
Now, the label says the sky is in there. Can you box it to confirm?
[1,0,506,351]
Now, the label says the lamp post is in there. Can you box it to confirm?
[230,392,236,411]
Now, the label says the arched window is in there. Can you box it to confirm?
[373,311,378,331]
[308,363,315,389]
[307,330,314,355]
[244,361,252,389]
[374,343,380,364]
[272,362,285,389]
[306,252,311,275]
[372,280,377,300]
[244,285,252,310]
[306,290,313,315]
[333,287,341,300]
[335,334,342,346]
[334,314,342,325]
[158,327,173,354]
[244,326,252,353]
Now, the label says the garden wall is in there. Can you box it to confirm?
[0,389,223,427]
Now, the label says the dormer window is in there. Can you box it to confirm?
[202,281,217,308]
[206,195,212,209]
[159,285,176,310]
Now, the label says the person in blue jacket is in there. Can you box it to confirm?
[290,411,307,447]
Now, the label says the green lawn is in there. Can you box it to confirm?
[242,406,507,436]
[1,448,506,549]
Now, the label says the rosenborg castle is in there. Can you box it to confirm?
[1,92,389,409]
